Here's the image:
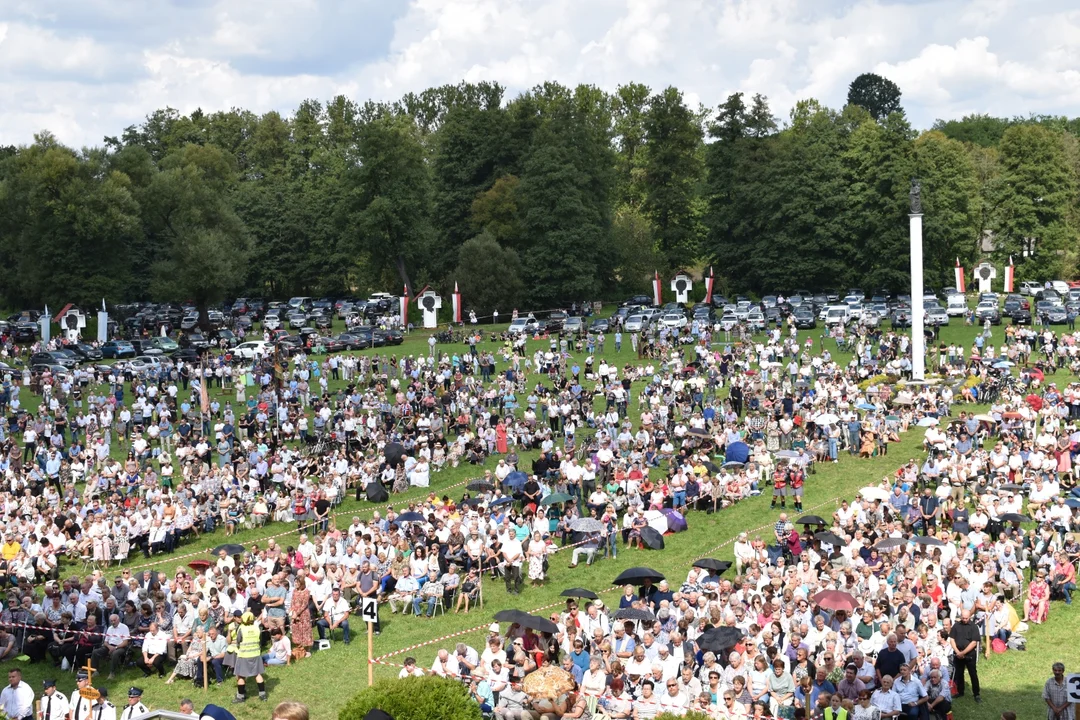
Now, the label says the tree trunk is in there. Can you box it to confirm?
[395,254,414,300]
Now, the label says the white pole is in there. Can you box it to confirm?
[910,211,925,380]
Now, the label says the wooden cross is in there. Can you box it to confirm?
[81,659,94,686]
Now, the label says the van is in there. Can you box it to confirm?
[946,294,967,316]
[288,296,313,310]
[825,306,849,326]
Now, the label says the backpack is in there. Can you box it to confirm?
[991,637,1007,654]
[1007,634,1026,651]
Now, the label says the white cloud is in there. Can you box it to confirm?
[1,0,1078,148]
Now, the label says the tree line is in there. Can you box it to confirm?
[0,74,1077,315]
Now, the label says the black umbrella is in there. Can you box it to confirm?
[211,543,245,557]
[612,567,665,586]
[460,497,483,508]
[384,442,406,466]
[697,626,744,653]
[640,527,665,550]
[494,609,532,625]
[998,483,1024,492]
[875,538,906,550]
[701,461,720,474]
[560,588,599,600]
[796,515,827,526]
[1001,513,1030,523]
[517,614,560,634]
[490,496,514,507]
[912,536,945,547]
[692,559,732,574]
[614,607,655,623]
[364,481,389,503]
[467,480,495,492]
[815,532,846,546]
[687,427,710,438]
[394,511,426,523]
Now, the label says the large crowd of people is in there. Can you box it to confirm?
[0,310,1076,718]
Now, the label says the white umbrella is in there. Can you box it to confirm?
[859,487,890,502]
[917,417,939,427]
[815,413,839,425]
[973,414,996,423]
[643,510,669,533]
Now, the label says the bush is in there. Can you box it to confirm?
[656,712,712,720]
[339,676,482,720]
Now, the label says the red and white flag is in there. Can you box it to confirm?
[451,282,463,323]
[399,286,409,327]
[954,258,965,293]
[652,270,663,306]
[704,266,716,304]
[1004,256,1015,293]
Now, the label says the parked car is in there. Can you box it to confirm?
[13,323,39,343]
[234,341,275,360]
[1035,301,1067,324]
[150,336,179,354]
[925,305,949,326]
[68,343,103,362]
[507,317,539,335]
[102,340,136,358]
[974,301,1001,325]
[589,317,610,333]
[793,307,816,329]
[375,328,404,345]
[656,312,685,329]
[31,351,77,369]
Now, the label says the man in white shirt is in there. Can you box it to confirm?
[657,676,689,714]
[430,649,460,678]
[0,669,33,720]
[502,536,524,595]
[317,587,352,644]
[398,657,425,678]
[137,622,169,678]
[92,615,131,679]
[870,675,902,719]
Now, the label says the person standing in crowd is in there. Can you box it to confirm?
[0,669,33,720]
[1043,662,1073,720]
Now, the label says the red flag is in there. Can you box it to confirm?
[400,286,409,327]
[652,270,663,306]
[704,267,715,304]
[954,258,965,293]
[1004,256,1015,293]
[451,282,463,323]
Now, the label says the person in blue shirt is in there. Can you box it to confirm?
[568,640,590,673]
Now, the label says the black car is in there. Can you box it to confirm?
[312,311,333,329]
[185,333,211,350]
[170,348,202,362]
[31,351,77,369]
[546,311,567,334]
[68,343,102,362]
[375,328,404,346]
[212,329,240,348]
[1010,308,1032,325]
[793,308,816,329]
[891,308,912,328]
[13,323,39,343]
[589,317,610,333]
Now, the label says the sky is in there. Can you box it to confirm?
[2,0,1079,148]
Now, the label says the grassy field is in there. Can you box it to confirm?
[10,315,1074,719]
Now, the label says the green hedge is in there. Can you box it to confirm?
[656,712,712,720]
[339,676,482,720]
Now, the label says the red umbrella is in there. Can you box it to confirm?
[1002,411,1023,420]
[813,590,859,613]
[1026,395,1043,411]
[187,560,211,571]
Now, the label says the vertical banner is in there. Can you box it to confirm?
[451,282,462,323]
[652,270,663,306]
[97,299,108,343]
[400,287,409,328]
[954,258,965,293]
[1004,256,1015,293]
[704,267,715,304]
[40,305,51,345]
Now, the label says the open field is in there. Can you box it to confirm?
[7,316,1074,719]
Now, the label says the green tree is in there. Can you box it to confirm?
[642,86,704,269]
[143,144,251,324]
[991,124,1075,279]
[847,73,903,121]
[611,82,652,207]
[931,114,1013,147]
[0,135,142,307]
[452,232,524,315]
[913,131,981,287]
[842,112,915,290]
[339,677,481,720]
[470,175,522,247]
[342,113,434,296]
[610,204,659,293]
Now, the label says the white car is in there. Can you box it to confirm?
[624,315,647,333]
[718,313,739,332]
[659,312,687,329]
[234,341,274,360]
[128,356,165,373]
[263,312,282,330]
[1050,280,1070,296]
[946,294,967,316]
[1019,281,1042,297]
[507,317,538,335]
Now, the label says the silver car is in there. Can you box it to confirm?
[624,315,647,333]
[718,313,739,332]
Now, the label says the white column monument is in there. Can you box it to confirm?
[909,179,925,380]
